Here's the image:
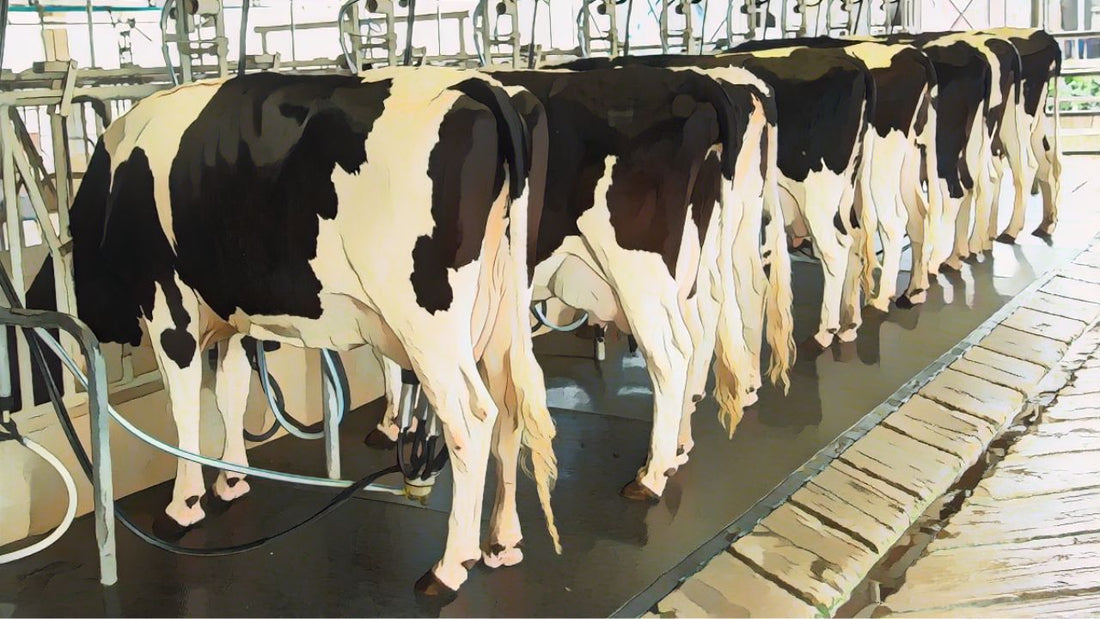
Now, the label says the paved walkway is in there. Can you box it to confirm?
[881,327,1100,617]
[649,242,1100,617]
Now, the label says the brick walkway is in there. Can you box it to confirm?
[650,243,1100,618]
[881,328,1100,617]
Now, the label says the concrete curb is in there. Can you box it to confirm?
[648,239,1100,618]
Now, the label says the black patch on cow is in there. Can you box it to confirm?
[866,47,933,138]
[168,73,392,321]
[1043,136,1051,151]
[732,37,934,139]
[982,38,1021,153]
[1008,30,1062,116]
[849,207,860,230]
[555,50,870,185]
[690,152,722,246]
[412,101,502,313]
[507,89,550,280]
[904,39,992,199]
[833,212,846,235]
[158,278,197,368]
[492,67,732,274]
[914,87,930,136]
[70,145,179,347]
[723,50,869,182]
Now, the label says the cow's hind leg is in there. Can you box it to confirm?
[147,278,207,527]
[1033,119,1061,237]
[900,150,933,306]
[998,106,1036,242]
[799,177,854,348]
[867,176,909,312]
[364,347,402,448]
[212,333,252,501]
[409,347,498,593]
[615,261,692,500]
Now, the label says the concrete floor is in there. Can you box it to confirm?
[2,158,1100,617]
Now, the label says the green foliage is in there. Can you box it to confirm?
[1052,76,1100,111]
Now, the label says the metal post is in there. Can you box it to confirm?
[746,0,757,40]
[175,2,193,83]
[660,0,670,51]
[289,0,297,62]
[1,111,33,408]
[382,0,397,66]
[606,0,620,57]
[214,3,227,78]
[87,334,116,585]
[322,350,341,480]
[682,0,697,53]
[479,0,493,63]
[85,0,96,67]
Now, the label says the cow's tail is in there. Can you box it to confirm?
[855,67,879,300]
[480,80,560,554]
[916,57,943,273]
[761,105,795,393]
[1048,33,1064,194]
[454,78,528,201]
[1008,41,1023,106]
[693,70,746,432]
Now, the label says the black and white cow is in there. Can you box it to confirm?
[375,65,794,505]
[883,32,1019,272]
[732,36,941,310]
[59,66,557,594]
[982,27,1063,241]
[561,49,875,350]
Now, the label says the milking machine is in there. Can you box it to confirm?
[393,370,449,503]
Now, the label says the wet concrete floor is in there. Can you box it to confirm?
[3,166,1100,617]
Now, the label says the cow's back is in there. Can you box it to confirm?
[491,66,728,272]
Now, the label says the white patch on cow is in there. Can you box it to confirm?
[845,42,911,70]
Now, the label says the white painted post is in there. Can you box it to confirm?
[322,350,341,480]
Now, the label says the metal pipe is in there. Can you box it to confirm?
[322,350,341,480]
[238,0,250,76]
[402,0,416,65]
[0,0,10,76]
[289,0,297,62]
[85,0,96,67]
[338,0,360,71]
[160,0,180,86]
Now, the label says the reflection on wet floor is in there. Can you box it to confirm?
[3,159,1100,617]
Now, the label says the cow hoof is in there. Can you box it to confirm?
[620,479,661,504]
[837,328,858,343]
[484,543,524,569]
[742,389,759,407]
[1032,227,1054,241]
[812,331,834,349]
[414,570,459,601]
[995,232,1016,244]
[799,335,828,358]
[864,300,890,315]
[164,496,206,528]
[897,288,927,309]
[940,258,963,273]
[363,428,397,450]
[213,475,251,502]
[675,442,694,467]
